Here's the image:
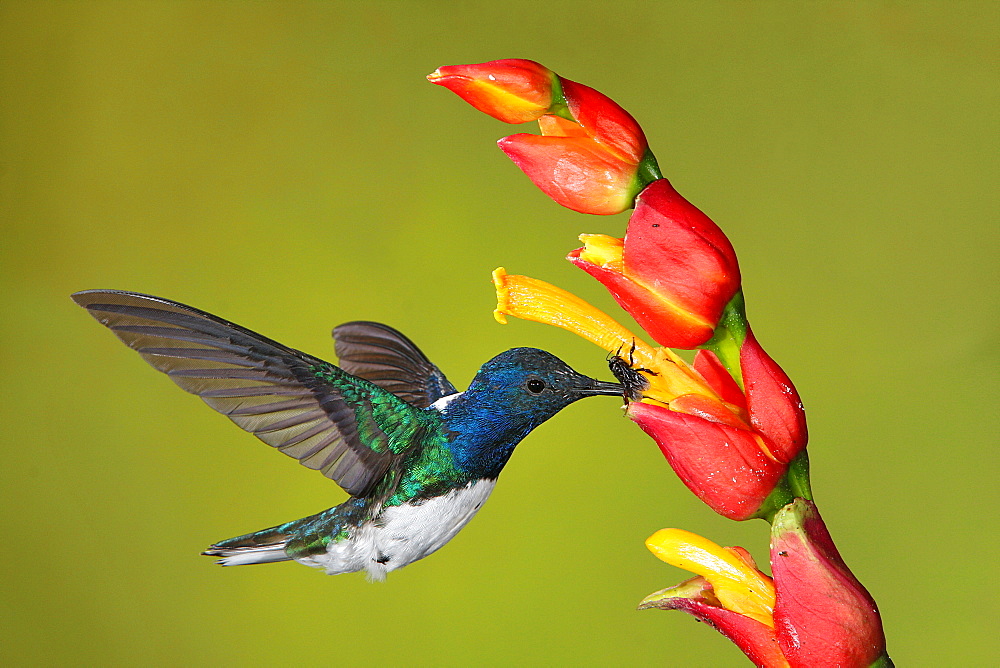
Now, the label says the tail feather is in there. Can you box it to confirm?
[203,543,292,566]
[202,505,349,566]
[203,524,294,566]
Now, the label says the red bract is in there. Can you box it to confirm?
[560,78,645,164]
[640,529,789,667]
[771,500,887,668]
[628,401,785,520]
[622,329,806,520]
[498,131,639,215]
[430,60,648,214]
[641,577,789,668]
[427,59,555,123]
[498,79,647,214]
[741,330,808,463]
[568,178,741,347]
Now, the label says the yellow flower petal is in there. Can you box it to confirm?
[493,267,651,357]
[577,233,624,271]
[645,528,776,627]
[493,268,722,405]
[537,114,590,138]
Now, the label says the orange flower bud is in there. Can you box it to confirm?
[427,59,555,123]
[430,60,649,214]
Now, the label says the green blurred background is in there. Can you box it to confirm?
[2,2,997,665]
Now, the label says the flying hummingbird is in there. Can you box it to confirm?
[73,290,621,580]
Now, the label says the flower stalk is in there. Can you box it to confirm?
[433,58,890,666]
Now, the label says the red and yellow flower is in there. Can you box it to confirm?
[426,59,556,123]
[428,58,649,215]
[640,527,787,667]
[641,502,888,668]
[493,270,805,520]
[568,178,741,348]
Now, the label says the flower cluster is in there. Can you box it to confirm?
[492,269,804,520]
[641,500,886,667]
[432,58,890,667]
[429,59,653,215]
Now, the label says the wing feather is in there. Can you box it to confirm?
[333,321,456,408]
[73,290,441,497]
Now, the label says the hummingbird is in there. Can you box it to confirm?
[73,290,621,580]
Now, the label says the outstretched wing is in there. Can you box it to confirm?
[73,290,440,497]
[333,321,457,408]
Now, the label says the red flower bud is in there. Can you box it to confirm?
[497,78,648,214]
[427,59,555,123]
[771,500,887,668]
[627,401,785,520]
[430,60,648,214]
[622,328,806,520]
[568,179,741,347]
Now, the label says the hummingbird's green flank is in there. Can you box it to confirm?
[73,290,621,580]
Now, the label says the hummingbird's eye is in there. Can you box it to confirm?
[525,378,546,394]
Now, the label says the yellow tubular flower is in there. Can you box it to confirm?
[644,528,776,628]
[492,268,730,409]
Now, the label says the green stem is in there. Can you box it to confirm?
[870,652,895,668]
[635,149,663,191]
[699,291,748,389]
[786,449,813,500]
[753,475,793,524]
[547,76,574,122]
[751,450,813,523]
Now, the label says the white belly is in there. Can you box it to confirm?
[297,479,496,581]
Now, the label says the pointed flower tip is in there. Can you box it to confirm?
[427,59,555,124]
[576,233,624,270]
[638,581,789,668]
[638,575,716,611]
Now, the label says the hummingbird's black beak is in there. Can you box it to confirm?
[577,377,624,397]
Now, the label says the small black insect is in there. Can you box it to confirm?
[607,340,653,402]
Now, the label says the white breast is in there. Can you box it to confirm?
[297,478,496,581]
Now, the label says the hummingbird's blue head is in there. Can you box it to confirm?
[446,347,621,473]
[470,347,623,419]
